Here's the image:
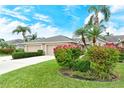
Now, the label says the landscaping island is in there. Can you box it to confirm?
[0,60,124,88]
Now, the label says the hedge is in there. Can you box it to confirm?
[119,53,124,62]
[0,48,15,54]
[12,50,44,59]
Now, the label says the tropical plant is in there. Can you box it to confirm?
[87,24,106,45]
[30,33,37,40]
[0,39,9,48]
[12,26,31,42]
[0,38,5,42]
[74,27,88,47]
[88,5,111,25]
[85,13,106,45]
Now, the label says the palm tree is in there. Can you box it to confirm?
[0,38,5,42]
[87,24,105,45]
[88,5,110,25]
[30,33,37,40]
[12,26,31,42]
[74,27,88,47]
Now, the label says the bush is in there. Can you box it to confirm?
[12,51,44,59]
[54,44,81,68]
[0,48,15,54]
[86,46,120,80]
[119,53,124,62]
[73,58,90,72]
[14,48,24,52]
[37,50,44,55]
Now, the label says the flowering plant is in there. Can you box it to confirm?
[54,44,80,53]
[54,44,81,68]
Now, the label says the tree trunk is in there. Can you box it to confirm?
[22,32,26,42]
[93,36,96,45]
[95,12,99,26]
[81,35,87,48]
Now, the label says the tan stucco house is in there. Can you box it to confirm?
[6,35,124,55]
[23,35,79,55]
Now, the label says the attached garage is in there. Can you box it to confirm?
[25,44,42,52]
[46,45,57,55]
[24,35,78,55]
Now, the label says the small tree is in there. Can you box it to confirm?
[12,25,31,42]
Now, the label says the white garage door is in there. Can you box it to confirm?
[27,45,41,52]
[47,45,57,55]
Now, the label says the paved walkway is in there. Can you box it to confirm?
[0,56,55,75]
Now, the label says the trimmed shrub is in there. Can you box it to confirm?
[14,48,24,52]
[37,50,44,55]
[73,58,90,72]
[86,46,120,80]
[54,44,81,68]
[12,51,44,59]
[0,48,15,54]
[119,53,124,62]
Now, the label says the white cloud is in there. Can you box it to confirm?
[0,17,73,40]
[84,13,93,24]
[13,6,34,12]
[33,14,51,23]
[105,21,124,35]
[110,5,124,13]
[0,17,27,40]
[30,22,59,37]
[0,7,30,21]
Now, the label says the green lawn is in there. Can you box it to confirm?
[0,54,10,56]
[0,60,124,88]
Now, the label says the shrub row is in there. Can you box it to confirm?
[119,53,124,62]
[0,48,15,54]
[12,50,44,59]
[14,48,24,52]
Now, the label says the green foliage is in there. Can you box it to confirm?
[37,50,44,55]
[12,51,44,59]
[73,58,90,72]
[0,48,15,54]
[14,48,24,52]
[12,25,31,42]
[54,45,81,68]
[119,53,124,63]
[86,46,120,80]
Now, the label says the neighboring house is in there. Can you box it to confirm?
[6,39,25,49]
[23,35,78,55]
[104,35,124,48]
[6,35,124,55]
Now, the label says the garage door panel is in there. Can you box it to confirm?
[28,45,41,52]
[47,45,57,55]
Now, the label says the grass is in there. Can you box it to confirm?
[0,60,124,88]
[0,53,10,56]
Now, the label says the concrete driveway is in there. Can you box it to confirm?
[0,55,55,75]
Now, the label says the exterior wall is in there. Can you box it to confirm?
[45,42,76,55]
[117,42,124,48]
[16,44,25,49]
[96,40,106,46]
[24,42,77,55]
[24,44,43,52]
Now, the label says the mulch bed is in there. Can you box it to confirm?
[59,68,119,82]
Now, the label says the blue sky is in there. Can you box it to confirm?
[0,5,124,40]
